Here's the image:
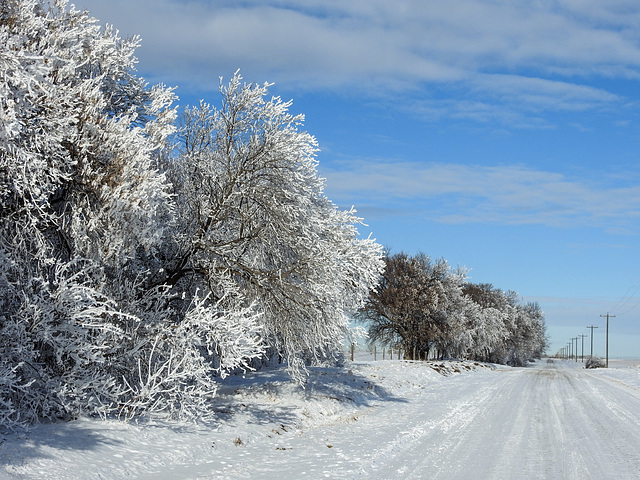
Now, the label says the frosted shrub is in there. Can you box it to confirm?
[118,292,264,421]
[585,356,605,369]
[0,0,263,427]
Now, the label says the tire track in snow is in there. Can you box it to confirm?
[355,360,640,480]
[354,370,515,478]
[560,367,640,478]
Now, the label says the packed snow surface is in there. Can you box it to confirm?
[2,357,640,479]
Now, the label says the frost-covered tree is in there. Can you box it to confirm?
[359,253,548,364]
[0,0,175,427]
[1,0,383,430]
[360,252,463,360]
[0,0,264,428]
[463,284,548,366]
[505,300,548,366]
[461,283,510,362]
[166,73,384,379]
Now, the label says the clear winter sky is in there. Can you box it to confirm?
[71,0,640,358]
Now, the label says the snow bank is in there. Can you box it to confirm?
[0,359,493,479]
[588,359,640,389]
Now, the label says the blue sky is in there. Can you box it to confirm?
[71,0,640,358]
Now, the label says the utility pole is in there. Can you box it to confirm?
[586,325,598,357]
[573,337,579,362]
[579,334,587,361]
[600,313,616,368]
[570,337,575,361]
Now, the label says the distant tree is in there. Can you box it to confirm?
[359,252,464,360]
[461,283,509,362]
[462,283,504,310]
[359,254,549,366]
[166,73,384,379]
[463,284,548,365]
[509,300,548,365]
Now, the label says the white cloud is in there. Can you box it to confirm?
[321,160,640,232]
[65,0,640,132]
[471,75,620,111]
[72,0,640,90]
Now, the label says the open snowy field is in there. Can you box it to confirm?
[2,357,640,479]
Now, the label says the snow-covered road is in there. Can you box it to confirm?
[240,359,640,479]
[347,359,640,479]
[3,359,640,479]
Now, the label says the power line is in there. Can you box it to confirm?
[609,280,640,316]
[612,296,640,316]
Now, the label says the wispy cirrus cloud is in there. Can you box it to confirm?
[321,161,640,233]
[471,75,621,112]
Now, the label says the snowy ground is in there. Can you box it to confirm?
[2,356,640,479]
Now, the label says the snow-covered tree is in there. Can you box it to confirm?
[463,284,548,366]
[166,73,384,380]
[0,0,385,430]
[461,283,511,362]
[0,0,264,428]
[360,253,548,364]
[506,300,548,366]
[0,0,176,427]
[360,252,463,360]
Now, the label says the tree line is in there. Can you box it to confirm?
[358,252,548,366]
[0,0,546,429]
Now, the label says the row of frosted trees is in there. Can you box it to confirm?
[0,0,383,428]
[358,253,548,366]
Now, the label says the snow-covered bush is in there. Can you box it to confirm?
[585,356,605,369]
[1,0,177,427]
[0,0,264,428]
